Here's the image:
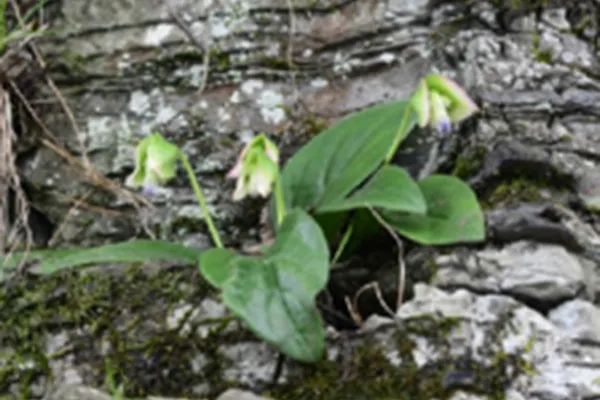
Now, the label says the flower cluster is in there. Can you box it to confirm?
[125,75,477,204]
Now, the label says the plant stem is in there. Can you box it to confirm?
[178,153,224,248]
[331,222,353,264]
[274,172,286,226]
[384,106,413,164]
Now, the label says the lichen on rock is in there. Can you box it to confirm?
[4,0,600,399]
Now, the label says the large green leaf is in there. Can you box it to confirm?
[199,248,239,288]
[2,240,202,275]
[280,101,416,212]
[383,175,485,245]
[265,210,330,296]
[198,210,330,362]
[317,165,426,214]
[223,257,326,363]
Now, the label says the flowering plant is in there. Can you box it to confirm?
[2,74,482,363]
[411,74,479,134]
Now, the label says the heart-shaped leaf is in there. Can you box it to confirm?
[382,175,485,245]
[222,257,326,363]
[316,165,426,214]
[279,101,416,212]
[198,209,330,362]
[265,210,330,296]
[199,248,239,288]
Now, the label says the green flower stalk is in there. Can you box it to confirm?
[126,132,223,248]
[227,134,286,225]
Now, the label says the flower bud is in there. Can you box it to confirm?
[410,74,479,134]
[227,134,280,201]
[125,133,179,195]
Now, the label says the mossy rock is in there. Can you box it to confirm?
[0,263,228,399]
[266,315,528,400]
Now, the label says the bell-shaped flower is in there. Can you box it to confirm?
[227,134,280,201]
[429,91,452,134]
[410,74,479,134]
[125,133,179,195]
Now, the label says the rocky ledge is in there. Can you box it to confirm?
[3,0,600,399]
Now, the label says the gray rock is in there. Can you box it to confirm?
[485,203,600,258]
[397,284,600,400]
[147,397,207,400]
[548,299,600,343]
[44,384,112,400]
[216,389,272,400]
[433,241,586,303]
[449,391,526,400]
[221,342,282,386]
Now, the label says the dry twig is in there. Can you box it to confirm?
[368,206,406,309]
[0,85,33,271]
[7,1,162,248]
[9,0,90,166]
[8,80,150,209]
[344,206,408,328]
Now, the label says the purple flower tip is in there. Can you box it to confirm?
[437,119,453,135]
[142,184,159,197]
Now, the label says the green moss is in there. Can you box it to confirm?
[181,110,207,132]
[210,46,232,72]
[259,56,293,70]
[533,49,553,64]
[451,146,487,179]
[169,51,206,64]
[302,113,329,137]
[266,315,527,400]
[531,32,553,64]
[422,257,440,282]
[481,176,552,209]
[558,132,573,142]
[169,215,206,235]
[281,106,330,139]
[0,264,532,399]
[58,50,93,73]
[570,16,592,38]
[0,262,228,399]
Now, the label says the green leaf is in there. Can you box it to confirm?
[266,210,330,296]
[383,175,485,245]
[1,248,70,272]
[199,210,330,362]
[317,165,426,214]
[279,100,416,212]
[5,240,202,275]
[199,248,239,288]
[223,257,326,363]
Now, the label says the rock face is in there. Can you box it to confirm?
[3,0,600,399]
